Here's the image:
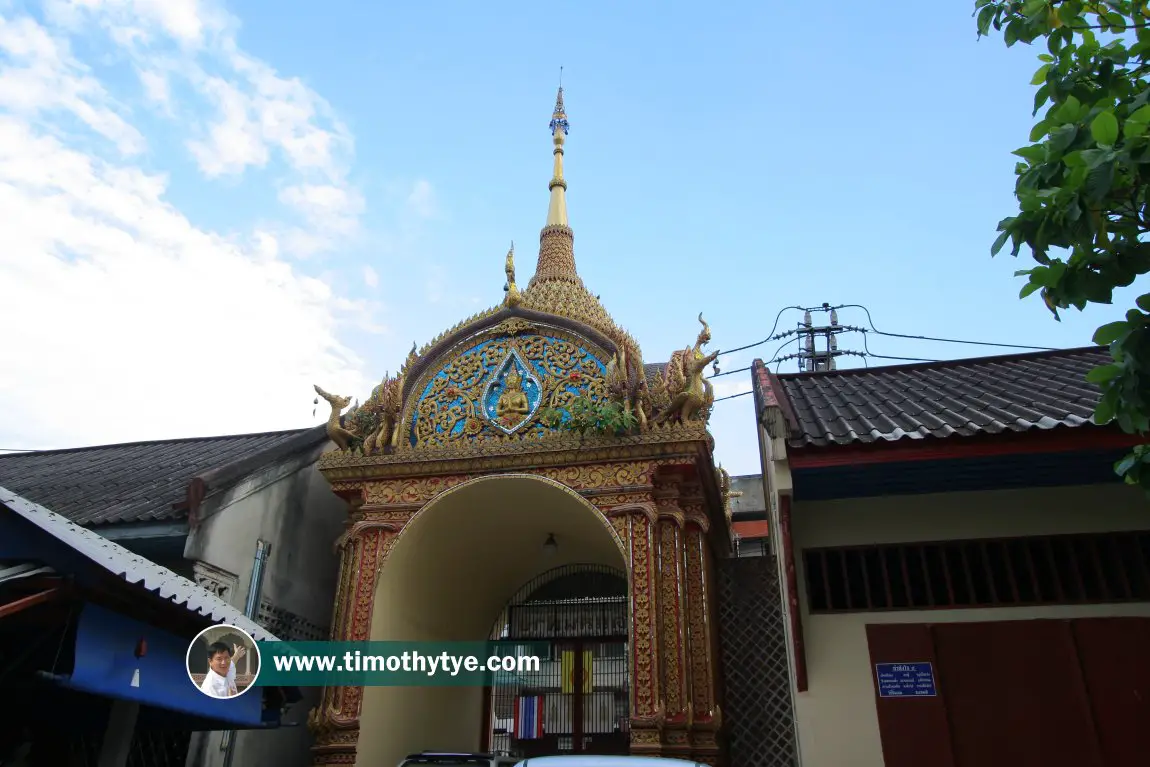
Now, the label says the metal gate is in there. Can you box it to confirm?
[486,564,630,759]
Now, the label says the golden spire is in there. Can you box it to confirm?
[522,80,622,340]
[546,85,569,227]
[529,83,580,287]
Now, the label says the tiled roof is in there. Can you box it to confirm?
[0,427,324,527]
[754,346,1110,448]
[1,485,280,641]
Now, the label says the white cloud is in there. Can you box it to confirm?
[44,0,362,256]
[0,14,145,154]
[0,5,380,450]
[363,265,378,288]
[0,115,371,448]
[136,67,170,108]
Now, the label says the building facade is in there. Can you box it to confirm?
[0,427,345,767]
[752,347,1150,767]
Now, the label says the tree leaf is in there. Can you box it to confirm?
[1049,123,1078,155]
[1085,363,1122,383]
[1055,95,1082,123]
[1091,110,1120,145]
[1093,320,1130,345]
[992,229,1012,256]
[1031,63,1052,85]
[1084,160,1116,202]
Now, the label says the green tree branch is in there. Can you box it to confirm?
[975,0,1150,491]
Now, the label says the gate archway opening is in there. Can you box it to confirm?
[355,475,628,767]
[487,563,630,759]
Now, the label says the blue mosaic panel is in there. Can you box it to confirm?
[408,334,608,448]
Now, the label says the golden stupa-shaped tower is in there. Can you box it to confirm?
[518,86,635,348]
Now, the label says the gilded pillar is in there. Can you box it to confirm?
[309,500,402,767]
[609,504,663,755]
[653,472,690,757]
[681,480,722,766]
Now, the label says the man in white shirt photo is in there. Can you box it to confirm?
[199,640,247,698]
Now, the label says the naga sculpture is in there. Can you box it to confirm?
[357,370,405,454]
[314,384,358,451]
[605,335,649,431]
[503,241,522,308]
[654,314,720,425]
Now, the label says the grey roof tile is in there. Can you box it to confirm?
[758,346,1112,448]
[0,428,321,527]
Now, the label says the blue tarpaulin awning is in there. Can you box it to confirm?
[38,602,267,728]
[1,485,300,728]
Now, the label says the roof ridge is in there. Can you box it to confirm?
[0,426,315,458]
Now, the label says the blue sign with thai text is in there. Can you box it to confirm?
[875,662,936,698]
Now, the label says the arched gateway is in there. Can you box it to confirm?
[306,87,734,767]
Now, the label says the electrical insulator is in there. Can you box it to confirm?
[830,308,838,326]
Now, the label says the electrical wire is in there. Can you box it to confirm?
[859,332,940,363]
[833,303,1058,352]
[712,302,1057,363]
[716,306,807,357]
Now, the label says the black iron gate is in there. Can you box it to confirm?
[487,564,630,759]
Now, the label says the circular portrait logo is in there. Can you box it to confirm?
[186,624,261,699]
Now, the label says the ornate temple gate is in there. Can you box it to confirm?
[486,564,630,758]
[306,460,731,766]
[304,85,733,767]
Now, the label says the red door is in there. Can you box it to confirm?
[867,617,1150,767]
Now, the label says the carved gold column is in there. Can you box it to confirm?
[608,503,664,755]
[309,492,403,767]
[653,471,691,757]
[681,480,722,766]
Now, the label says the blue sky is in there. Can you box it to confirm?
[0,0,1133,476]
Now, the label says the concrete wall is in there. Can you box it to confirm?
[182,441,347,767]
[787,482,1150,767]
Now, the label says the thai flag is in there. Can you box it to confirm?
[514,695,544,739]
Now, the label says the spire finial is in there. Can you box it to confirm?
[545,80,569,227]
[530,80,580,288]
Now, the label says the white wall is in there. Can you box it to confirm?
[787,482,1150,767]
[183,442,347,767]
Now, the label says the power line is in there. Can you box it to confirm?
[712,303,1058,361]
[714,391,752,403]
[834,303,1058,351]
[717,306,808,357]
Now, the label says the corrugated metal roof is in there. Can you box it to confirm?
[756,346,1109,448]
[0,428,320,527]
[0,562,54,585]
[1,485,280,641]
